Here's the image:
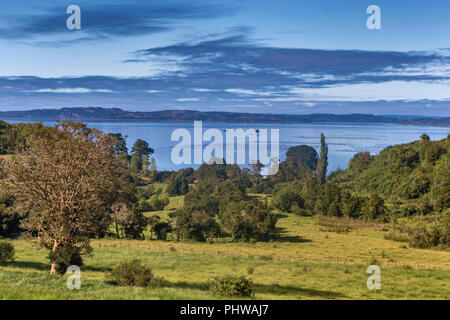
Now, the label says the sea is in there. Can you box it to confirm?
[5,120,450,173]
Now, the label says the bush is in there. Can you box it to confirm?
[272,185,303,213]
[221,201,277,242]
[407,210,449,250]
[123,211,148,239]
[0,241,15,263]
[384,231,410,243]
[149,195,170,211]
[106,259,164,287]
[48,245,83,275]
[153,222,172,241]
[210,275,255,297]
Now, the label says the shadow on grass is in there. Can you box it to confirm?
[1,261,49,271]
[163,280,346,299]
[275,213,288,219]
[1,261,112,273]
[168,280,209,291]
[256,283,346,299]
[275,227,312,243]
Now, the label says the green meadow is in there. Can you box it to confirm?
[1,196,448,300]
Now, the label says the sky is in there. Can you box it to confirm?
[0,0,450,116]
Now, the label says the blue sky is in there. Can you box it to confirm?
[0,0,449,115]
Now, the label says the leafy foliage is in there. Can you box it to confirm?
[106,259,164,288]
[210,275,255,297]
[0,241,15,263]
[47,245,84,275]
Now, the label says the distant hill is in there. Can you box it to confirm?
[0,107,449,126]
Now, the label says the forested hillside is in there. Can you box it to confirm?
[344,135,449,215]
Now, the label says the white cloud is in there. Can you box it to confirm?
[25,88,114,94]
[176,98,200,102]
[225,88,273,96]
[193,88,215,92]
[254,80,450,102]
[301,102,317,107]
[291,80,450,102]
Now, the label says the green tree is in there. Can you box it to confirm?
[149,157,157,172]
[317,133,328,185]
[277,145,318,181]
[172,208,220,242]
[129,153,140,175]
[363,194,387,220]
[272,184,304,213]
[141,155,150,175]
[153,222,172,240]
[167,174,189,196]
[147,215,161,240]
[131,139,153,166]
[129,139,154,173]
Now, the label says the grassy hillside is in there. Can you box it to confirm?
[1,199,449,300]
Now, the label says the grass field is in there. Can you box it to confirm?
[0,195,449,300]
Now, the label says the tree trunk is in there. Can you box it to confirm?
[115,222,120,239]
[50,241,58,274]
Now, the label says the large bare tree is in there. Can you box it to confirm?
[0,122,129,274]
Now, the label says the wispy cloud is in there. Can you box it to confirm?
[1,29,450,115]
[175,98,201,102]
[25,88,114,94]
[0,2,238,45]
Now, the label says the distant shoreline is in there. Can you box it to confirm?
[0,107,449,127]
[2,119,449,128]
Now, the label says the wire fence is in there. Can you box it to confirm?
[92,240,450,271]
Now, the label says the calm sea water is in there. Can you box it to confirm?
[6,121,449,173]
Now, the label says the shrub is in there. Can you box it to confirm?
[272,186,303,213]
[48,245,83,275]
[210,275,255,297]
[0,241,15,263]
[153,222,172,241]
[106,259,164,287]
[291,204,312,216]
[123,211,148,239]
[149,195,170,211]
[407,210,449,250]
[384,232,410,243]
[221,201,277,242]
[136,199,151,213]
